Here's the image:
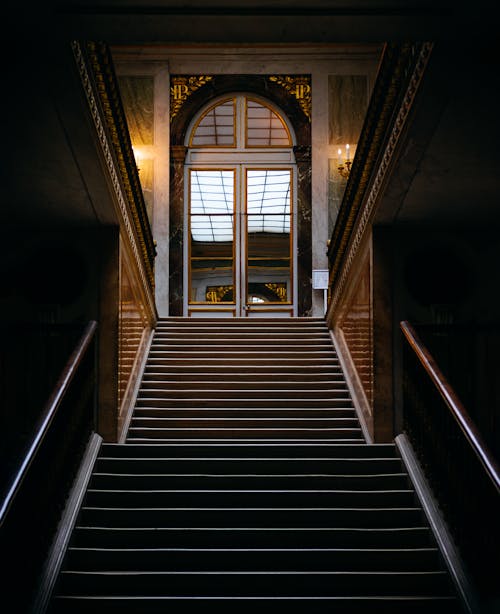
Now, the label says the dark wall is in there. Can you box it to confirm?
[0,226,115,495]
[0,228,101,325]
[391,226,500,457]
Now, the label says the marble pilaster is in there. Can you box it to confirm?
[294,145,312,316]
[169,144,187,315]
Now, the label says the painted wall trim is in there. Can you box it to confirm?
[330,328,373,444]
[395,433,481,614]
[118,327,155,443]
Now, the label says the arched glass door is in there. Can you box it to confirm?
[184,95,297,317]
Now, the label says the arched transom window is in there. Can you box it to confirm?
[188,96,292,148]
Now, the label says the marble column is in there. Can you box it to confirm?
[153,67,171,317]
[294,145,312,317]
[169,145,187,315]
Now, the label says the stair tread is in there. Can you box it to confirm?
[87,488,413,494]
[92,472,407,477]
[60,570,448,576]
[49,318,459,610]
[68,546,439,554]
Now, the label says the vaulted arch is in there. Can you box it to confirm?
[169,74,311,316]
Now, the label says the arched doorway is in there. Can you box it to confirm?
[184,95,296,317]
[169,75,311,317]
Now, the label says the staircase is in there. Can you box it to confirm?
[48,318,461,613]
[128,317,363,444]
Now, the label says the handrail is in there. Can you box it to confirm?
[400,320,500,494]
[0,320,98,528]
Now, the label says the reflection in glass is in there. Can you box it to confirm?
[190,170,234,217]
[246,170,292,303]
[190,99,235,147]
[246,99,291,147]
[190,215,234,243]
[189,169,235,303]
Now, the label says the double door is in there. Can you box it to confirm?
[186,166,295,317]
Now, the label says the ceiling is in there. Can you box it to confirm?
[1,1,498,228]
[375,37,500,226]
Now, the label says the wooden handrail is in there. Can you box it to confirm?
[400,320,500,494]
[0,320,98,528]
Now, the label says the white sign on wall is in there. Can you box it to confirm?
[312,269,329,290]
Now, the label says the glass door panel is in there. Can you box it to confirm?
[246,169,292,307]
[188,167,293,315]
[189,170,235,304]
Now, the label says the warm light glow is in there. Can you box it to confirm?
[132,146,146,162]
[337,144,355,180]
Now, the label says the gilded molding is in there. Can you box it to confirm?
[72,40,156,319]
[170,76,214,122]
[328,43,433,316]
[269,75,311,122]
[84,42,156,288]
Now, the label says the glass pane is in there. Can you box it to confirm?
[247,247,291,303]
[190,217,234,303]
[247,170,291,217]
[189,169,235,304]
[190,170,234,216]
[190,215,234,243]
[247,219,291,301]
[247,214,290,235]
[246,169,292,303]
[246,99,291,147]
[190,257,234,303]
[191,99,235,146]
[247,219,290,260]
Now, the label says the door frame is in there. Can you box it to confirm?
[169,75,312,316]
[183,164,297,317]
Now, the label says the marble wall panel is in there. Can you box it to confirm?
[295,145,312,316]
[328,158,347,237]
[339,247,373,410]
[138,158,154,225]
[118,245,148,424]
[119,76,155,228]
[327,75,368,238]
[328,75,368,147]
[118,76,154,145]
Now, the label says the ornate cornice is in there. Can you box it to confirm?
[269,75,311,122]
[170,75,214,122]
[327,42,433,315]
[72,40,156,317]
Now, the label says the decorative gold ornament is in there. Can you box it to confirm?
[75,41,156,297]
[269,75,311,121]
[264,283,287,302]
[170,76,214,121]
[206,285,233,303]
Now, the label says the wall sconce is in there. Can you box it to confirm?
[337,144,352,179]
